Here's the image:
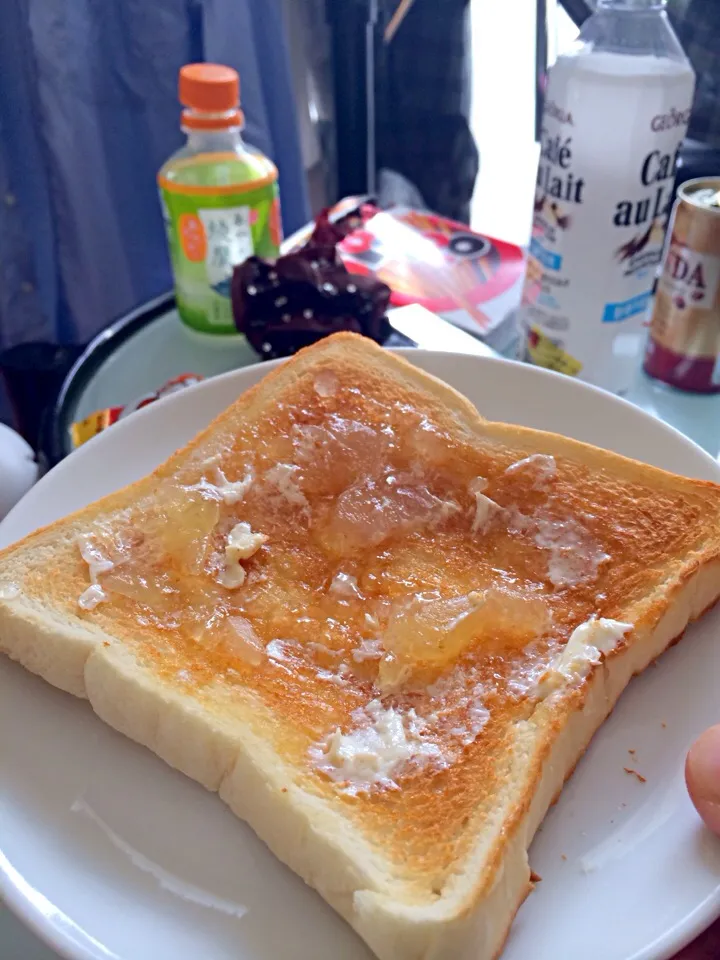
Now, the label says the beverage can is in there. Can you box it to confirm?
[644,178,720,393]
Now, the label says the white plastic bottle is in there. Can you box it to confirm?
[519,0,695,393]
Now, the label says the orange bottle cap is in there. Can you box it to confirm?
[179,63,240,112]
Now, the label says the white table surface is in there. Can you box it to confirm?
[65,307,720,461]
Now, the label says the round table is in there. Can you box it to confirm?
[50,293,720,464]
[47,295,467,464]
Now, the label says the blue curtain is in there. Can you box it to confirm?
[0,0,309,351]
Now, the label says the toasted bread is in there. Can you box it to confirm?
[2,333,720,960]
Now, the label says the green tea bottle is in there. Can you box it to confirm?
[158,63,282,334]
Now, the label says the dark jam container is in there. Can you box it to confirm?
[644,177,720,393]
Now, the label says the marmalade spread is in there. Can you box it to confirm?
[34,368,700,812]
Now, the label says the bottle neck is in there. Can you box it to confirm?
[183,126,244,154]
[580,0,689,61]
[180,106,245,153]
[596,0,666,8]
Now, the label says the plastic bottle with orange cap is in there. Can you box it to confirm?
[158,63,282,335]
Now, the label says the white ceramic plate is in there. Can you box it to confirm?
[2,352,720,960]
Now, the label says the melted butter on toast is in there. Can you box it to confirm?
[60,369,693,804]
[17,351,711,890]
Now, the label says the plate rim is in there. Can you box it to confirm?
[2,349,720,960]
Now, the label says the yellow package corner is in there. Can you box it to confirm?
[70,410,114,449]
[527,326,582,376]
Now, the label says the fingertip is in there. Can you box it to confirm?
[687,725,720,836]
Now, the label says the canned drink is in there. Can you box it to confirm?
[644,177,720,392]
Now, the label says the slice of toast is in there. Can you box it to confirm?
[2,332,720,960]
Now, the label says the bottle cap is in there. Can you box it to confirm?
[179,63,243,128]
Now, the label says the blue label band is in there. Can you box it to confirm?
[530,238,562,271]
[601,290,652,323]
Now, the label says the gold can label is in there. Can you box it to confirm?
[644,177,720,392]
